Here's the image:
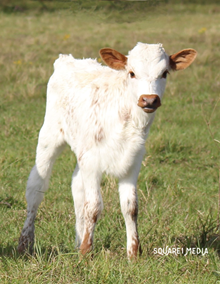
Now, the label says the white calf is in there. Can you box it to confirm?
[18,42,197,258]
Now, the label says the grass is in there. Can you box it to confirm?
[1,3,220,283]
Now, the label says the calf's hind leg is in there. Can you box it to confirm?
[18,123,66,253]
[71,164,85,248]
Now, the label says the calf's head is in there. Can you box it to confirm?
[100,42,197,114]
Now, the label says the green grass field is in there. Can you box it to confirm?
[1,2,220,283]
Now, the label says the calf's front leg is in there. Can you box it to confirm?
[118,162,143,259]
[77,152,103,255]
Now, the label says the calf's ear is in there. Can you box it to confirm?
[170,49,197,71]
[99,48,127,70]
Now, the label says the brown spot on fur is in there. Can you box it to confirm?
[60,128,64,134]
[131,236,139,257]
[92,210,98,223]
[80,228,92,255]
[119,109,131,124]
[127,187,138,221]
[131,200,138,222]
[93,98,98,105]
[84,202,99,223]
[123,111,131,122]
[95,127,105,143]
[129,234,142,259]
[80,202,100,255]
[91,87,100,106]
[78,151,84,162]
[92,96,99,106]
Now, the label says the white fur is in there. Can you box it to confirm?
[18,42,171,257]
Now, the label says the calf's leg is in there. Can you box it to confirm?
[118,161,143,259]
[77,151,103,255]
[18,123,65,253]
[71,164,85,248]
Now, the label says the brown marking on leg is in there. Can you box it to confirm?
[84,201,99,223]
[92,208,98,223]
[80,228,92,255]
[127,192,142,259]
[131,235,139,258]
[130,199,138,221]
[79,202,99,255]
[128,234,142,259]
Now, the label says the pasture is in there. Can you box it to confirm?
[0,2,220,283]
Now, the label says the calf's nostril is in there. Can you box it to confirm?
[152,97,159,106]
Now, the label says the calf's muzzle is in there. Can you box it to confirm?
[137,94,161,113]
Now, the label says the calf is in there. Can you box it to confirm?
[18,42,197,258]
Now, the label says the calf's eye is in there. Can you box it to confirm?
[129,71,135,78]
[162,70,169,79]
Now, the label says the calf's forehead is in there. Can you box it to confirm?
[127,43,169,76]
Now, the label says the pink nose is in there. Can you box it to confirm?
[137,94,161,113]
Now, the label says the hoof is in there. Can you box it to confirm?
[18,234,34,254]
